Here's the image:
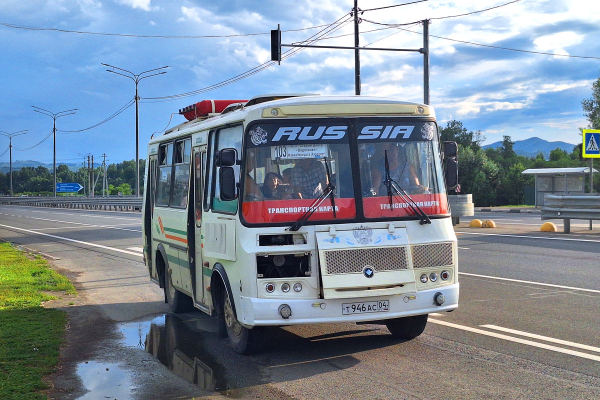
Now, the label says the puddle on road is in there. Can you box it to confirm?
[76,313,236,398]
[125,313,233,393]
[76,361,133,399]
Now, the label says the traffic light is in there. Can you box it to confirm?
[271,25,281,64]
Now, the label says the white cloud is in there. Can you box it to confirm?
[115,0,155,12]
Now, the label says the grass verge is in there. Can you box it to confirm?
[0,242,75,400]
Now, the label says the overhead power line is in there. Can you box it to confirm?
[58,98,135,133]
[142,13,354,102]
[361,0,429,12]
[0,21,332,39]
[14,130,53,151]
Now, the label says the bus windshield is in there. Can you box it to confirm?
[242,120,355,224]
[241,119,448,225]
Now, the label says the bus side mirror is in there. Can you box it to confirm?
[443,141,458,191]
[445,158,458,190]
[218,148,237,167]
[443,141,457,158]
[220,167,237,201]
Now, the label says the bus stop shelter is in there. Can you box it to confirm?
[521,167,597,207]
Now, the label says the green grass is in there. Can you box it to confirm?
[0,242,76,400]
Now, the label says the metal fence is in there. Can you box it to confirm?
[0,196,143,212]
[541,193,600,233]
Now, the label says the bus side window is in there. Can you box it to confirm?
[211,125,242,214]
[156,142,173,207]
[194,150,204,226]
[172,138,191,208]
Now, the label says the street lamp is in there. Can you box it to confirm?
[102,63,168,197]
[0,130,27,196]
[31,106,77,197]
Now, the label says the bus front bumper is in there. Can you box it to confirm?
[238,283,459,326]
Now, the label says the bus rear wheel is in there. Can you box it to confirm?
[165,270,193,313]
[222,291,260,354]
[385,314,428,339]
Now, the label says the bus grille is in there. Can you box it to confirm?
[411,243,453,268]
[323,247,408,275]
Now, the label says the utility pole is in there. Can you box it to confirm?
[31,106,77,197]
[0,130,27,196]
[353,0,361,95]
[87,155,91,196]
[101,153,108,197]
[423,19,430,105]
[102,63,168,198]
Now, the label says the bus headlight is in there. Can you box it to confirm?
[429,272,438,282]
[293,283,303,292]
[441,271,450,280]
[420,274,428,283]
[434,292,445,306]
[281,283,290,293]
[265,283,275,293]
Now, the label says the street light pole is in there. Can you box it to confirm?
[102,63,168,197]
[31,106,77,197]
[0,130,27,196]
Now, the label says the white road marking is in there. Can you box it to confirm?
[0,206,140,221]
[127,247,144,253]
[459,272,600,294]
[458,247,470,250]
[481,325,600,353]
[0,223,142,257]
[428,319,600,362]
[456,231,600,243]
[0,212,140,233]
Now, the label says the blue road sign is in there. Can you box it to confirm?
[56,183,84,193]
[583,130,600,158]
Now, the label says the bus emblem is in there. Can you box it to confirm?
[249,126,268,146]
[353,226,373,244]
[421,122,435,140]
[363,266,375,278]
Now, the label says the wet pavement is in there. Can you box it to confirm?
[76,312,250,399]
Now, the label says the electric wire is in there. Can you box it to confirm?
[0,21,332,39]
[57,98,135,133]
[141,13,354,102]
[386,25,600,60]
[361,0,429,12]
[14,130,53,151]
[0,146,9,158]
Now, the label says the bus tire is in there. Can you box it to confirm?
[165,270,193,313]
[385,314,428,339]
[222,291,260,354]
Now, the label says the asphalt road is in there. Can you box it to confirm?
[0,205,599,399]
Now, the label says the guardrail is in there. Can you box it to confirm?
[541,193,600,233]
[0,196,143,212]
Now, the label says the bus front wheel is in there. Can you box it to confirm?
[385,314,428,339]
[222,291,260,354]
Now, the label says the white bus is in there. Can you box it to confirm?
[142,94,459,354]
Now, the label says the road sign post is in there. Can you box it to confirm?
[56,183,84,193]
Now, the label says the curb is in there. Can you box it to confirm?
[476,208,540,213]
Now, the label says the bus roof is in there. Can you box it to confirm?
[150,95,435,145]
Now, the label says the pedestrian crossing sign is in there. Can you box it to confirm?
[583,129,600,158]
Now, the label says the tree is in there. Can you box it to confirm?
[457,146,500,206]
[439,120,484,151]
[582,77,600,129]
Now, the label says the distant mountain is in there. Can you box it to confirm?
[0,160,80,174]
[482,137,578,159]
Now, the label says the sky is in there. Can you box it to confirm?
[1,0,599,166]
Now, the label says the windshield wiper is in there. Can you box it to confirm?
[382,151,431,225]
[288,158,337,232]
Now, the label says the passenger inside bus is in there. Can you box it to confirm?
[261,172,292,199]
[289,158,327,199]
[370,142,422,195]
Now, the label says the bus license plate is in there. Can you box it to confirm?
[342,300,389,315]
